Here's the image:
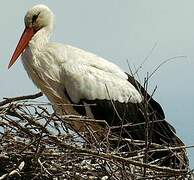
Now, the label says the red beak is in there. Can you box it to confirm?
[8,27,34,69]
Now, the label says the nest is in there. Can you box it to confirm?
[0,92,193,179]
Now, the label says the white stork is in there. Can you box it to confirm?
[8,4,188,168]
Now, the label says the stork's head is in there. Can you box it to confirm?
[24,4,54,32]
[8,4,54,69]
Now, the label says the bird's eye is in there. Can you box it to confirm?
[32,13,39,23]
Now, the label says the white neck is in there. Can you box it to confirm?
[28,27,52,51]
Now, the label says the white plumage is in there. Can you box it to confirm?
[61,45,142,103]
[15,5,142,114]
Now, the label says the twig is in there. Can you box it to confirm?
[0,161,25,180]
[0,92,43,106]
[146,56,186,82]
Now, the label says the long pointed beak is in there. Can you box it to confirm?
[8,27,34,69]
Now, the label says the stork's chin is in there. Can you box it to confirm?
[8,27,34,69]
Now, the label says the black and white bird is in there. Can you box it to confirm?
[8,4,188,169]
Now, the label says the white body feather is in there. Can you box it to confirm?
[22,33,142,112]
[21,5,142,114]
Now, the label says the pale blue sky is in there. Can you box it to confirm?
[0,1,194,167]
